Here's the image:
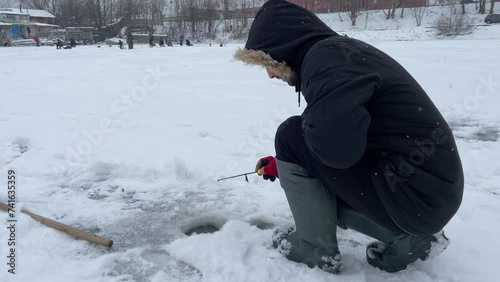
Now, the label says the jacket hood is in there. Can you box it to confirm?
[234,0,337,85]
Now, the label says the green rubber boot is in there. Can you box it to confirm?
[272,160,341,273]
[337,206,449,272]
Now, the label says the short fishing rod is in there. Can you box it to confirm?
[217,169,263,182]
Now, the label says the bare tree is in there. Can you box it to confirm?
[204,0,215,34]
[400,0,405,18]
[345,0,362,26]
[151,0,166,27]
[412,6,426,26]
[435,0,473,36]
[381,0,405,20]
[23,0,47,9]
[132,0,166,32]
[478,0,486,14]
[0,0,20,8]
[173,0,183,30]
[203,0,226,38]
[490,0,495,15]
[85,0,108,28]
[115,0,140,22]
[384,0,397,19]
[184,0,200,34]
[46,0,57,15]
[57,0,87,27]
[21,0,57,15]
[438,0,458,14]
[22,0,58,18]
[364,8,369,29]
[240,0,250,29]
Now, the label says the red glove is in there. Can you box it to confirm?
[256,156,279,182]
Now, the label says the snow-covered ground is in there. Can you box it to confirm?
[1,33,500,282]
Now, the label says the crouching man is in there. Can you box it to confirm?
[234,0,463,274]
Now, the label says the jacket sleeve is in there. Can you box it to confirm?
[301,44,380,169]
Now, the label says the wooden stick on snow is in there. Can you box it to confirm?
[0,202,113,247]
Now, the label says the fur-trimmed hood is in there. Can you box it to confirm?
[234,0,337,90]
[234,49,296,86]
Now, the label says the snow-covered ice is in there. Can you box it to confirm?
[1,37,499,281]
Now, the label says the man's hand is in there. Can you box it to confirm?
[256,156,279,182]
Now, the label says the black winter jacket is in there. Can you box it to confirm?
[244,0,463,235]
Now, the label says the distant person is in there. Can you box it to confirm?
[118,40,124,49]
[127,31,134,49]
[180,34,184,46]
[149,33,155,47]
[159,37,165,47]
[33,35,40,47]
[56,39,63,49]
[70,38,77,48]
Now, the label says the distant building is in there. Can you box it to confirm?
[0,9,30,43]
[284,0,429,13]
[287,0,331,13]
[23,8,58,37]
[0,8,58,46]
[26,9,56,25]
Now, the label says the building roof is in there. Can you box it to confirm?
[23,8,56,18]
[0,8,55,18]
[0,8,29,16]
